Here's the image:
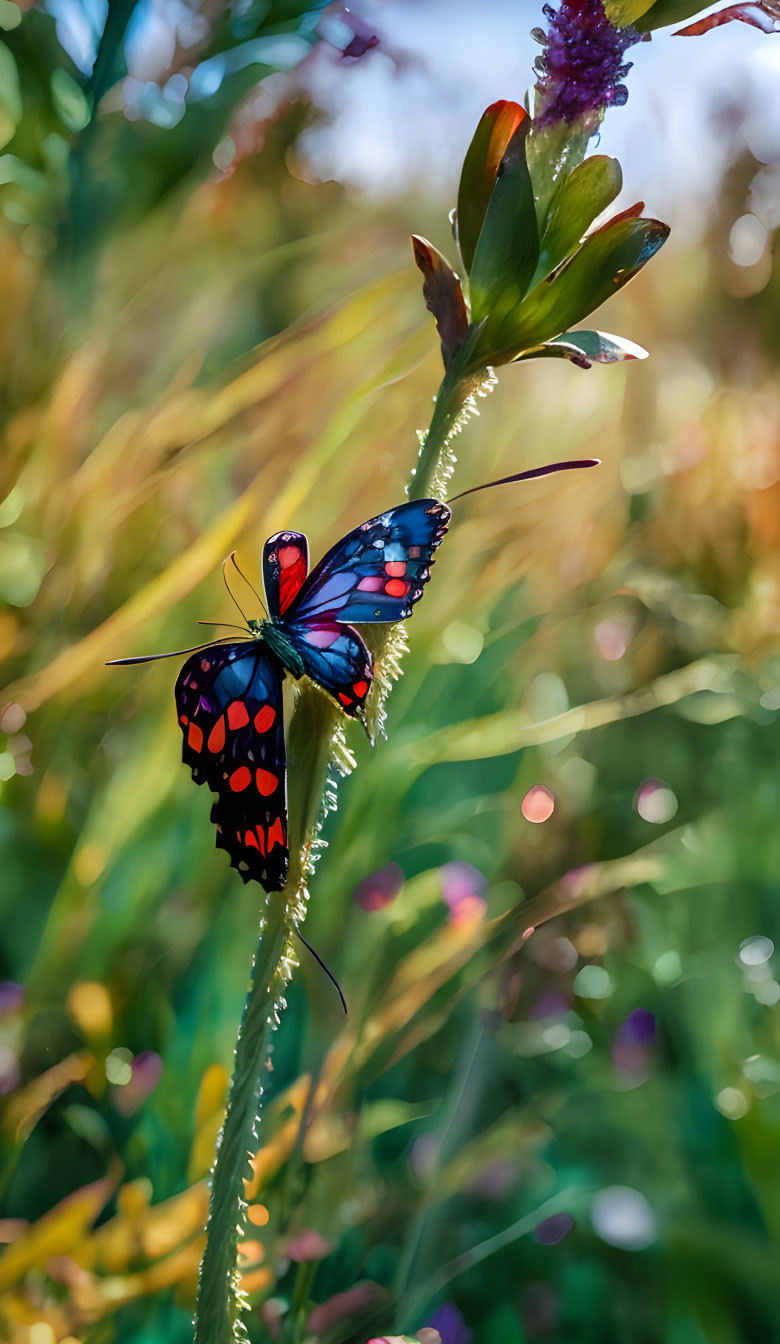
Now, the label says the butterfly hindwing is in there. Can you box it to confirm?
[175,641,289,889]
[263,531,309,618]
[286,499,451,625]
[283,620,373,717]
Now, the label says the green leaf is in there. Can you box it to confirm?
[468,119,539,331]
[456,100,527,274]
[603,0,656,24]
[475,214,670,364]
[51,67,90,132]
[634,0,714,29]
[0,41,21,151]
[411,234,469,369]
[515,329,649,367]
[535,154,623,281]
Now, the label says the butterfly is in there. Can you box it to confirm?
[107,460,599,893]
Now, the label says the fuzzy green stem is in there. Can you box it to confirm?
[193,358,488,1343]
[194,893,292,1344]
[407,366,472,503]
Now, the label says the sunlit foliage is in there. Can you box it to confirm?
[2,4,780,1344]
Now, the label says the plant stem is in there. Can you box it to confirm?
[407,365,476,504]
[194,893,292,1344]
[193,358,488,1343]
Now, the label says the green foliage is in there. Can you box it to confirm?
[417,101,667,375]
[2,6,780,1344]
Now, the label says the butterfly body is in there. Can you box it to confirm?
[258,620,308,681]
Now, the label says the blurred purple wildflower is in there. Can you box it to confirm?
[618,1008,656,1046]
[611,1011,656,1077]
[440,862,488,925]
[534,0,639,128]
[425,1302,473,1344]
[353,862,404,911]
[439,861,487,909]
[0,981,24,1016]
[535,1211,575,1245]
[111,1050,163,1116]
[531,990,572,1020]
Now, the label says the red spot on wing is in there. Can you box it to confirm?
[256,827,266,855]
[180,715,188,725]
[229,766,251,792]
[256,769,278,796]
[385,561,407,577]
[228,701,250,730]
[338,692,352,706]
[254,705,276,733]
[267,817,284,851]
[353,680,368,698]
[245,830,260,850]
[200,659,211,671]
[277,546,307,615]
[207,717,226,753]
[187,722,204,752]
[385,578,409,597]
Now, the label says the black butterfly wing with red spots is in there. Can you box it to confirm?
[175,642,289,890]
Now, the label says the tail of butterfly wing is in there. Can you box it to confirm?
[175,641,288,892]
[210,787,289,890]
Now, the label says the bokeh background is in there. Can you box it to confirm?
[2,3,780,1342]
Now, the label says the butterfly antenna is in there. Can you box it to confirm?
[295,928,348,1015]
[198,620,249,633]
[222,557,251,625]
[230,552,268,618]
[106,637,246,667]
[447,458,601,504]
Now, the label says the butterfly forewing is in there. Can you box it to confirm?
[263,531,309,618]
[286,500,451,625]
[175,641,289,890]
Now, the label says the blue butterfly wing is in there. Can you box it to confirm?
[175,642,288,890]
[286,499,451,625]
[283,620,373,717]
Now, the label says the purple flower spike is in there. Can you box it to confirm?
[535,0,639,128]
[425,1302,473,1344]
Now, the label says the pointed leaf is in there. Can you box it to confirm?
[456,100,528,273]
[468,119,539,330]
[635,0,720,29]
[475,215,669,364]
[535,155,623,280]
[676,3,779,32]
[411,234,469,368]
[515,330,649,368]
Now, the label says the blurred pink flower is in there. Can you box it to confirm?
[440,861,486,909]
[354,863,405,911]
[307,1282,387,1335]
[111,1050,163,1116]
[448,893,488,926]
[284,1228,334,1262]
